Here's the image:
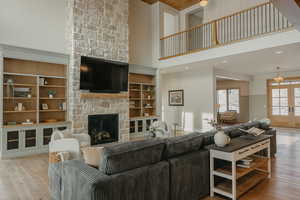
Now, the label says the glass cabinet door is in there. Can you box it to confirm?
[130,121,136,133]
[24,129,37,148]
[7,130,20,150]
[138,120,143,133]
[43,128,53,146]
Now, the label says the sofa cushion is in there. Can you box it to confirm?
[168,150,210,200]
[164,133,204,158]
[243,121,260,129]
[82,146,104,168]
[199,130,217,146]
[259,122,270,130]
[223,125,244,138]
[99,138,165,175]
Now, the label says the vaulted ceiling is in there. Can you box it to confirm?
[141,0,201,10]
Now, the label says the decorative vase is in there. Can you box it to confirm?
[214,129,231,147]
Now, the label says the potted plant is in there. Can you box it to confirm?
[48,90,56,98]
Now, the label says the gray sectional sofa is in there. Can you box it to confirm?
[49,121,276,200]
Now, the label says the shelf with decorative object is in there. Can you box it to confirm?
[4,110,37,114]
[4,97,37,100]
[39,110,66,112]
[129,73,156,119]
[1,57,69,159]
[4,83,37,87]
[39,85,66,88]
[215,156,268,179]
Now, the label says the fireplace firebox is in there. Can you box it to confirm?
[88,114,119,145]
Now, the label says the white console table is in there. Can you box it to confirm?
[209,135,271,200]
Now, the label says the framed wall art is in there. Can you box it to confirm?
[169,90,184,106]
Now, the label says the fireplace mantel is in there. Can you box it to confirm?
[80,92,128,99]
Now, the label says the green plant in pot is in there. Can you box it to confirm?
[48,90,56,98]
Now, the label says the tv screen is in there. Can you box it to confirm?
[80,56,128,93]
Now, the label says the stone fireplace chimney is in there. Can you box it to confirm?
[66,0,129,142]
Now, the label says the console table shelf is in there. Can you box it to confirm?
[215,170,268,198]
[215,156,269,179]
[209,135,271,200]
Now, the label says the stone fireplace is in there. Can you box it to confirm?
[66,0,130,142]
[88,114,119,145]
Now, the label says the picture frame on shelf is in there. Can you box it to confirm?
[42,104,49,110]
[169,90,184,106]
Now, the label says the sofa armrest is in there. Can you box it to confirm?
[61,160,111,200]
[262,128,277,156]
[49,138,81,160]
[72,133,91,147]
[49,162,63,200]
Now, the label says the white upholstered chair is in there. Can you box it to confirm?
[49,130,91,160]
[150,121,171,138]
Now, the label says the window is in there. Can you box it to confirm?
[217,89,240,113]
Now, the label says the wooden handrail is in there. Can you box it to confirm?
[159,1,293,60]
[160,2,271,41]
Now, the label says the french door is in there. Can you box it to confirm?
[268,78,300,128]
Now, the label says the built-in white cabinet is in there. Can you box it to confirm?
[129,117,158,138]
[0,122,70,159]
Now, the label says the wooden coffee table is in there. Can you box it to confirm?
[207,135,272,200]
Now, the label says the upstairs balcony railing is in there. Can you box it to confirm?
[160,2,293,60]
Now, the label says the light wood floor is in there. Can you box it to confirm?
[0,128,299,200]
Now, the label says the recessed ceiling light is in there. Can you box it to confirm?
[275,51,283,54]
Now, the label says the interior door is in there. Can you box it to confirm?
[268,85,293,127]
[292,85,300,128]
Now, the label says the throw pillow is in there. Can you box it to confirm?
[82,147,104,168]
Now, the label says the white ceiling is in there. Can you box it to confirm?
[161,42,300,76]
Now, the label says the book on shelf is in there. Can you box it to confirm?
[237,156,254,168]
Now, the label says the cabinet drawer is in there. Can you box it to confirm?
[235,139,270,160]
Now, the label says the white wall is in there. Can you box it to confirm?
[0,0,67,54]
[161,66,216,131]
[152,2,180,66]
[163,12,178,36]
[129,0,153,67]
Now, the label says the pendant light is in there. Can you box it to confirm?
[199,0,208,7]
[273,67,284,83]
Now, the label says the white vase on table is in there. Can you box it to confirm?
[214,129,231,147]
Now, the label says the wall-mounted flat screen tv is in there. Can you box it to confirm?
[80,56,128,93]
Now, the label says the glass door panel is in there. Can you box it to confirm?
[294,88,300,116]
[293,87,300,128]
[271,88,289,116]
[269,86,293,127]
